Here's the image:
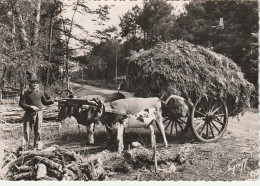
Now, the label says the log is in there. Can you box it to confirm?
[87,160,105,180]
[81,155,105,180]
[1,155,34,178]
[65,163,82,179]
[14,165,33,172]
[41,146,57,152]
[124,147,181,165]
[47,168,63,180]
[62,168,78,181]
[34,156,63,172]
[13,171,34,180]
[55,146,82,162]
[44,175,59,181]
[124,146,153,161]
[81,150,112,166]
[36,163,47,180]
[50,157,64,165]
[21,151,56,158]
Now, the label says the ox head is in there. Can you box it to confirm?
[57,98,102,124]
[85,98,104,122]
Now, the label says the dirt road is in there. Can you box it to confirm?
[70,82,134,98]
[227,111,259,140]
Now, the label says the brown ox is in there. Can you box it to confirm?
[57,93,125,144]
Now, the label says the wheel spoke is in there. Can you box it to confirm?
[170,121,174,134]
[208,99,213,112]
[199,103,207,114]
[195,121,205,130]
[210,103,216,112]
[178,118,187,125]
[210,121,220,134]
[215,114,225,117]
[195,116,206,120]
[195,110,206,116]
[203,97,210,112]
[194,117,206,122]
[165,120,172,131]
[212,106,222,114]
[213,118,225,126]
[175,121,178,135]
[205,122,209,139]
[199,121,207,136]
[209,122,215,138]
[164,118,188,136]
[177,122,184,132]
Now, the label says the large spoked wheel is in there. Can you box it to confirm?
[191,96,228,142]
[163,116,190,136]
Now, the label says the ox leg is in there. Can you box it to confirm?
[149,124,155,149]
[86,123,95,145]
[117,123,124,153]
[77,124,81,139]
[58,120,64,138]
[155,118,168,148]
[105,123,113,143]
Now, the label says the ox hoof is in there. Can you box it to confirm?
[86,142,95,146]
[116,151,123,157]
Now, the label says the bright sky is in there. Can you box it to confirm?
[63,0,189,55]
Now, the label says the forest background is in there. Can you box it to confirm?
[0,0,258,106]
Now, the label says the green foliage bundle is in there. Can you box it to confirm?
[126,40,254,116]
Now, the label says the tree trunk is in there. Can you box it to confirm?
[47,1,57,86]
[17,13,29,48]
[11,5,17,52]
[60,0,79,92]
[0,65,7,104]
[33,0,41,46]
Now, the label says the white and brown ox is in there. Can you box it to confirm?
[57,93,125,145]
[87,97,169,153]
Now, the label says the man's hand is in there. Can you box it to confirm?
[30,106,39,111]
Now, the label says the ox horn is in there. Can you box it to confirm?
[87,100,99,107]
[163,95,185,105]
[163,95,194,107]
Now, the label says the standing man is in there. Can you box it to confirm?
[19,72,55,150]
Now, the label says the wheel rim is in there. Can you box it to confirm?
[191,96,228,142]
[163,116,190,136]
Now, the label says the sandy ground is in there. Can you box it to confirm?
[227,111,259,140]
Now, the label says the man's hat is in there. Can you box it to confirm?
[26,71,40,83]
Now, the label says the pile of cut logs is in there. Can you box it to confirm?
[0,145,105,181]
[0,142,193,181]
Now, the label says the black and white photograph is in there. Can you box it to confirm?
[0,0,259,182]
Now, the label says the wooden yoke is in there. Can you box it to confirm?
[61,98,98,107]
